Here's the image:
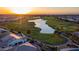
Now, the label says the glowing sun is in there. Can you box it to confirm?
[8,7,32,14]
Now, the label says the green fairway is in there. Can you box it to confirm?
[0,16,73,45]
[44,16,79,32]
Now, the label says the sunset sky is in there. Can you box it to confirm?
[0,7,79,14]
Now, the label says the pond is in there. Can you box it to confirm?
[28,19,55,34]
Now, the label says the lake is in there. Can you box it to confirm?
[28,19,55,34]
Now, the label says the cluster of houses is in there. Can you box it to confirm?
[0,28,41,51]
[0,15,22,22]
[0,14,41,23]
[57,15,79,23]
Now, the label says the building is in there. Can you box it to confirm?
[0,15,19,22]
[0,28,40,51]
[58,15,79,23]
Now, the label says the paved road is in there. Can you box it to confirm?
[61,33,79,47]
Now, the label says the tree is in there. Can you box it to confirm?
[27,30,31,34]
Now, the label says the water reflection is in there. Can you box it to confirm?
[28,19,55,34]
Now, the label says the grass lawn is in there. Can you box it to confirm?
[0,16,70,44]
[44,16,79,32]
[30,28,65,44]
